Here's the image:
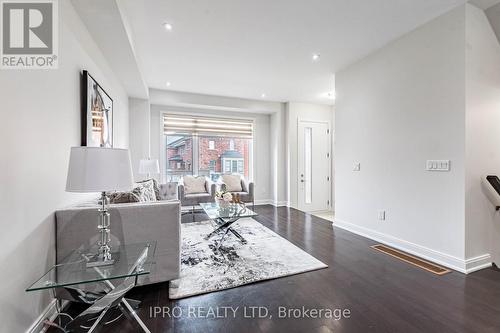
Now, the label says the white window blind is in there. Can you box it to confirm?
[164,115,253,138]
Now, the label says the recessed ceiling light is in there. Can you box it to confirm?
[261,93,266,98]
[312,53,321,61]
[166,82,171,87]
[163,22,173,31]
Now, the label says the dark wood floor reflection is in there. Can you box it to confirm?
[53,206,500,333]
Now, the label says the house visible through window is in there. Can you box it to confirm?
[163,115,253,182]
[165,135,193,181]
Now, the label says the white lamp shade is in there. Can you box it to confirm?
[139,159,160,175]
[66,147,133,192]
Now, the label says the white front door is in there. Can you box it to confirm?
[298,121,330,212]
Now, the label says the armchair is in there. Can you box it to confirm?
[178,177,216,220]
[220,176,255,209]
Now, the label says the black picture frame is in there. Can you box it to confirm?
[81,70,113,147]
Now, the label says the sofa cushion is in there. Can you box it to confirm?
[222,174,242,192]
[159,182,178,200]
[183,176,207,194]
[182,192,213,206]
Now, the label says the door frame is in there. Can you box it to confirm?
[297,118,332,212]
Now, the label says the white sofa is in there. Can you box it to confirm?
[55,200,181,285]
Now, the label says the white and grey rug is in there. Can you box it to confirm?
[169,218,328,299]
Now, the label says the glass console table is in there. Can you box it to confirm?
[26,242,156,333]
[200,202,258,247]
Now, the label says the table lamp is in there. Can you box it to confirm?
[66,147,133,267]
[139,158,160,178]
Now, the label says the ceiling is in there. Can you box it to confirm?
[110,0,468,104]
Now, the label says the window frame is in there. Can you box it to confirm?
[160,111,254,183]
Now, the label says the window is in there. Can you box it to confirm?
[209,160,216,171]
[221,157,244,174]
[163,115,253,183]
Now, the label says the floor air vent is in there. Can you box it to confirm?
[371,244,451,275]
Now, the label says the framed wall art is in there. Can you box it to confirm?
[82,70,113,147]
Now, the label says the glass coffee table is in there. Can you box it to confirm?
[26,242,156,332]
[200,202,258,246]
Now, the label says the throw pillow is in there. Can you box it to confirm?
[108,191,141,204]
[133,179,158,202]
[136,178,161,200]
[183,176,207,194]
[222,174,242,192]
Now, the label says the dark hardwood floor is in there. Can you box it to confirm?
[54,205,500,333]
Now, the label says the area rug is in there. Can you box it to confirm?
[169,218,328,299]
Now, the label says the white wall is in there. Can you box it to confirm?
[0,1,129,332]
[270,108,288,206]
[286,102,334,210]
[335,6,467,269]
[465,4,500,265]
[129,98,151,180]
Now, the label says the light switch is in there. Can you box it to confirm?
[426,160,450,172]
[353,162,361,171]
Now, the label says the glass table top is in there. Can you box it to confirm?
[200,202,258,219]
[26,242,156,292]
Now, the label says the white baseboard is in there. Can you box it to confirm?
[465,254,492,273]
[333,219,491,274]
[254,200,289,207]
[254,199,273,206]
[27,299,59,333]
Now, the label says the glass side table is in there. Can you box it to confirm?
[26,242,156,333]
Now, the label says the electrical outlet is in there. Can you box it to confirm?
[378,210,386,221]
